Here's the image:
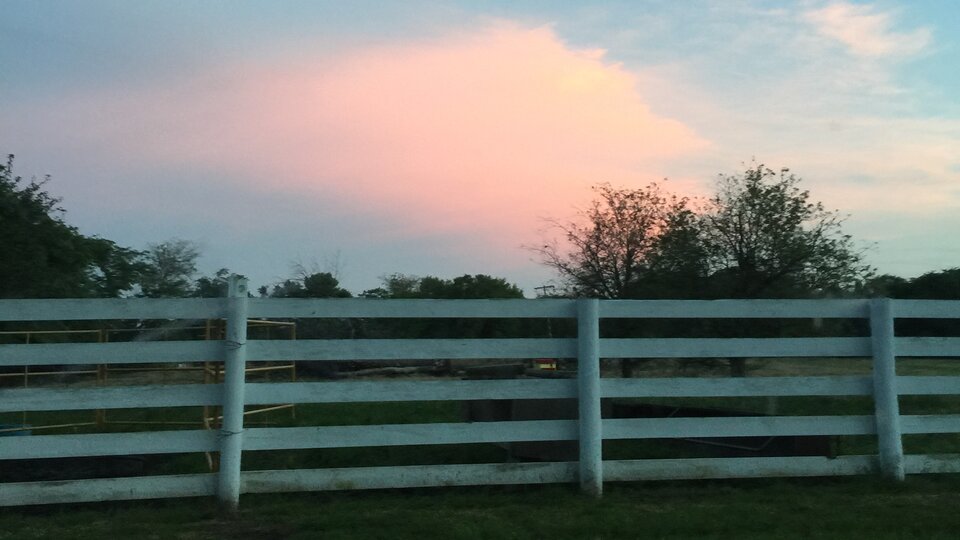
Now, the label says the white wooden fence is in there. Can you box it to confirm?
[2,281,959,509]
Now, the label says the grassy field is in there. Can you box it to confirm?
[3,476,960,539]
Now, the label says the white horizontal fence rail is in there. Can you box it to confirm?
[0,341,223,366]
[0,384,224,411]
[245,338,577,361]
[1,292,960,509]
[0,297,226,321]
[599,299,871,318]
[245,297,578,319]
[0,430,218,460]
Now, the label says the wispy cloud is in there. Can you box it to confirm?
[804,2,931,57]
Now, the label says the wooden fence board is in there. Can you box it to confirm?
[604,455,877,481]
[0,430,218,459]
[0,383,221,412]
[246,338,577,361]
[893,300,960,319]
[0,474,217,507]
[241,462,578,493]
[0,341,222,367]
[600,376,873,398]
[901,415,960,434]
[0,298,224,322]
[245,379,577,405]
[904,453,960,474]
[897,337,960,357]
[600,299,869,319]
[603,415,877,439]
[897,376,960,395]
[247,298,577,319]
[242,420,578,450]
[601,337,870,358]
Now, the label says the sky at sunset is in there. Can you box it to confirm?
[3,1,959,295]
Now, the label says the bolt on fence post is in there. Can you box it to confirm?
[869,298,905,481]
[577,298,603,497]
[218,275,249,511]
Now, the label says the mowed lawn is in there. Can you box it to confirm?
[3,476,960,539]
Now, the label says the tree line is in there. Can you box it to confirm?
[3,153,958,306]
[535,164,875,301]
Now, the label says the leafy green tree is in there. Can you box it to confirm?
[702,164,871,298]
[865,269,960,337]
[360,273,420,298]
[540,165,871,301]
[360,273,526,339]
[362,273,522,300]
[85,240,147,298]
[534,182,698,298]
[192,268,242,298]
[137,239,200,297]
[860,274,910,298]
[0,155,141,298]
[267,272,352,299]
[635,202,710,299]
[895,269,960,300]
[302,272,352,298]
[422,274,524,299]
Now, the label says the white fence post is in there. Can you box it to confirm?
[577,298,603,497]
[869,298,905,481]
[218,276,249,511]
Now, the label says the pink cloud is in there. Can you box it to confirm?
[35,23,708,250]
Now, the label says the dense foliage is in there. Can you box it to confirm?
[0,155,142,298]
[703,165,871,298]
[539,163,873,300]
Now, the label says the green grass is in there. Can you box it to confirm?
[3,476,960,539]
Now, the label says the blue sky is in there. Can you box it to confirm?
[3,1,959,295]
